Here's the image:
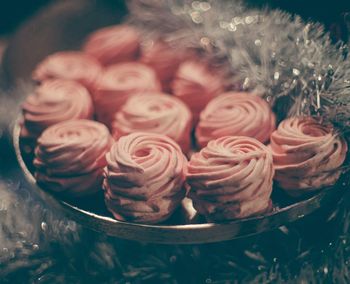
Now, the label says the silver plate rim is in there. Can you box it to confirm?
[11,119,345,244]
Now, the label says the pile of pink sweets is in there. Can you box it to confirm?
[20,24,348,224]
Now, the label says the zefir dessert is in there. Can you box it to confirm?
[18,23,348,225]
[112,93,192,153]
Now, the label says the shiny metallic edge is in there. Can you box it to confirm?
[12,119,344,244]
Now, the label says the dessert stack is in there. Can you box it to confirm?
[19,24,348,224]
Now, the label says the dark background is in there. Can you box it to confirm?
[0,1,349,37]
[0,1,55,34]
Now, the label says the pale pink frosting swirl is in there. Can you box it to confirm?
[140,40,188,91]
[196,92,276,148]
[21,79,94,139]
[34,119,114,197]
[270,116,348,197]
[103,132,188,224]
[93,62,161,128]
[171,60,225,123]
[187,136,274,221]
[83,25,140,65]
[32,51,102,89]
[112,93,192,153]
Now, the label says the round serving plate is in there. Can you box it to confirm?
[12,122,348,244]
[2,0,349,244]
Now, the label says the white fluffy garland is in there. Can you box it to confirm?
[128,0,350,130]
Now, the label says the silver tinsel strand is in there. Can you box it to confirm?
[128,0,350,130]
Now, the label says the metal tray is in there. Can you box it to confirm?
[3,0,349,244]
[12,122,348,243]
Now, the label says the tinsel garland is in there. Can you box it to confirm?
[128,0,350,131]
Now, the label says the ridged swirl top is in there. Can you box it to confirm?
[83,24,140,65]
[32,51,102,88]
[140,40,188,90]
[270,116,348,196]
[187,136,274,221]
[196,92,276,148]
[112,93,192,153]
[93,62,161,127]
[21,79,94,139]
[103,132,188,224]
[34,119,113,197]
[172,60,225,123]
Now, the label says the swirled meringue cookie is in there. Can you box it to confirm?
[187,136,274,221]
[93,62,161,128]
[172,60,225,123]
[34,119,113,197]
[196,92,276,148]
[32,51,101,89]
[270,116,348,197]
[140,40,188,91]
[103,132,188,224]
[83,25,140,65]
[21,79,94,140]
[112,93,192,153]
